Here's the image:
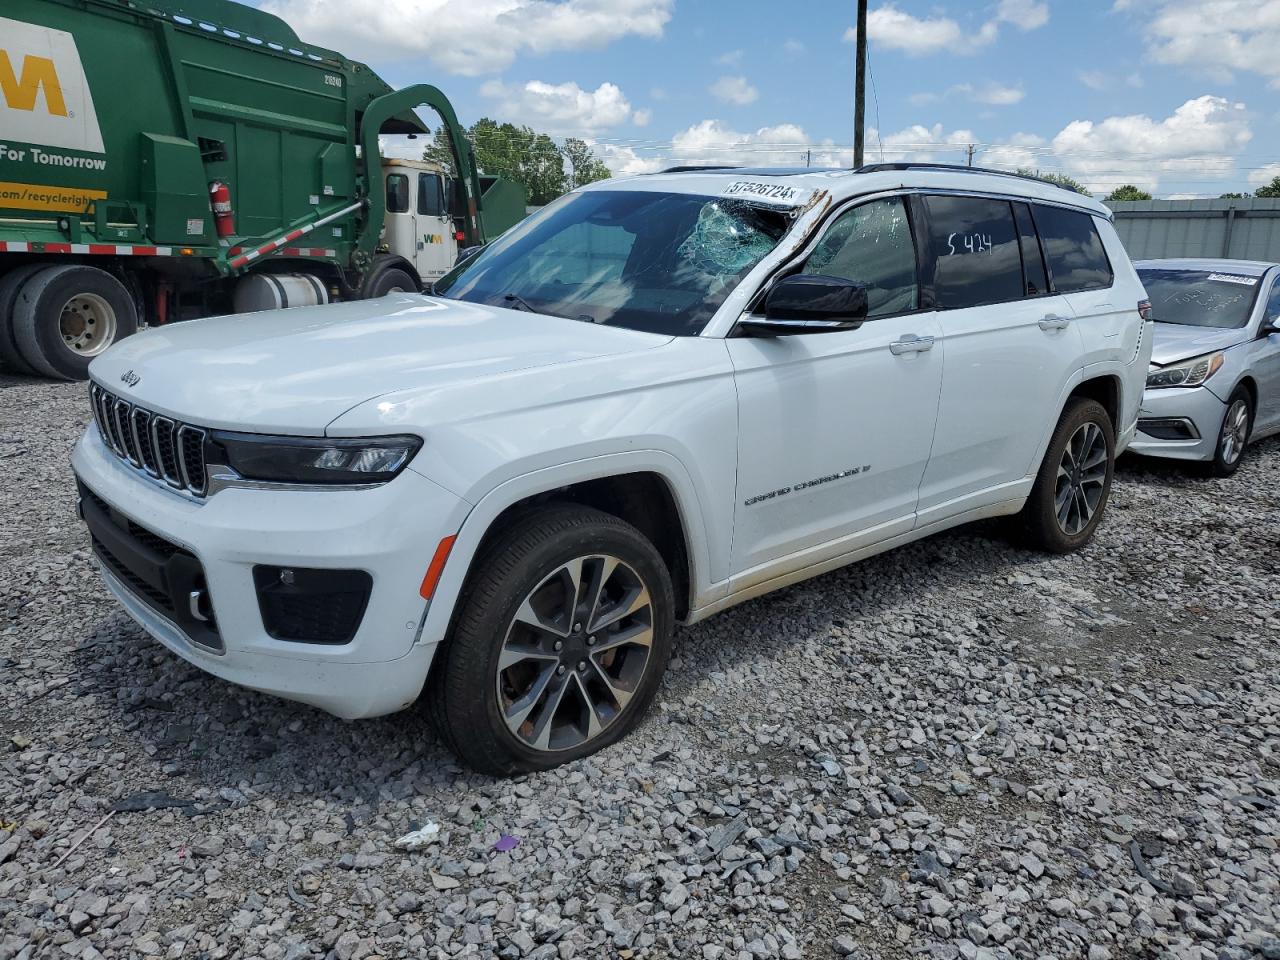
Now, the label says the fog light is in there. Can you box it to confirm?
[253,566,371,644]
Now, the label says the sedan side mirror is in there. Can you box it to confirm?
[738,274,868,337]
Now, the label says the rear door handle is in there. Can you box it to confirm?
[1039,314,1072,331]
[890,334,935,356]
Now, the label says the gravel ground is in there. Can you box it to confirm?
[2,372,1279,960]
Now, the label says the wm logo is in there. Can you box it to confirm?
[0,51,68,115]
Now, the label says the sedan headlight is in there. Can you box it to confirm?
[209,432,422,485]
[1146,352,1224,389]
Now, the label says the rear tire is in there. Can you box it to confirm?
[1207,386,1252,477]
[1020,397,1115,554]
[13,265,138,381]
[428,505,674,776]
[0,264,46,375]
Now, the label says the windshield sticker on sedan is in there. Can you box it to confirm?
[1207,273,1258,286]
[723,181,806,206]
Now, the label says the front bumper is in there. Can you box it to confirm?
[1128,385,1227,462]
[71,426,470,719]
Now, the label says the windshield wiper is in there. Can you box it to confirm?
[502,293,538,313]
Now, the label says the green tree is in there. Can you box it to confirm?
[1253,176,1280,198]
[563,138,613,190]
[1105,184,1152,201]
[1016,168,1090,195]
[1219,192,1249,199]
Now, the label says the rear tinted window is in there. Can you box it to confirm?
[924,196,1023,309]
[1137,268,1260,328]
[1033,205,1113,292]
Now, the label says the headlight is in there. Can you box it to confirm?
[209,432,422,485]
[1146,352,1224,389]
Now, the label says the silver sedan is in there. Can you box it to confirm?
[1130,258,1280,475]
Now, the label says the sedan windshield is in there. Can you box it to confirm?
[434,189,792,336]
[1138,268,1261,328]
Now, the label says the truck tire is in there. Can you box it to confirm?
[428,505,674,776]
[1019,397,1115,554]
[362,265,419,298]
[13,265,139,381]
[0,264,47,375]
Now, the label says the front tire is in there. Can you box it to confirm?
[1020,397,1115,553]
[362,266,419,298]
[1208,386,1252,477]
[12,265,138,380]
[429,506,674,776]
[0,264,47,375]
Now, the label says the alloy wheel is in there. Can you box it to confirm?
[1054,421,1108,536]
[1220,399,1249,466]
[495,555,654,753]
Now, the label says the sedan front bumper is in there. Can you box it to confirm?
[1129,384,1227,462]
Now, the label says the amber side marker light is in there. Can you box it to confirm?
[419,535,457,600]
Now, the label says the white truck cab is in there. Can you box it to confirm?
[381,159,461,284]
[72,163,1153,775]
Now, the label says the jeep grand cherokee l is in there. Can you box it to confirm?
[72,164,1152,774]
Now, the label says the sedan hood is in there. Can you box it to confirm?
[1148,322,1251,366]
[89,295,671,433]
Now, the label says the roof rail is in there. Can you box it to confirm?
[657,164,742,174]
[854,162,1077,192]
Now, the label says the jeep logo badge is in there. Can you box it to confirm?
[120,369,140,387]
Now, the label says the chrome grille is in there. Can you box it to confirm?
[89,383,209,497]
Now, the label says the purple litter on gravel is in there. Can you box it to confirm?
[494,835,520,852]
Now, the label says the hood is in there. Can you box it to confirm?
[89,295,671,434]
[1148,322,1251,367]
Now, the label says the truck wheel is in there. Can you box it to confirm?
[429,505,674,776]
[362,266,419,298]
[13,265,139,381]
[1019,397,1115,554]
[0,264,46,375]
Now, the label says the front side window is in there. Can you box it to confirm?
[385,174,409,214]
[418,173,444,216]
[924,195,1023,310]
[1033,205,1113,292]
[435,190,792,336]
[1137,268,1261,328]
[800,196,918,317]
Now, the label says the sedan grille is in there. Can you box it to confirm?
[89,383,209,497]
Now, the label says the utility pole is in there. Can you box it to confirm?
[966,143,976,167]
[854,0,867,169]
[806,149,812,168]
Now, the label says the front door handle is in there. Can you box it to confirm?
[1039,314,1072,331]
[890,334,935,356]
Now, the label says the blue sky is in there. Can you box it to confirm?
[257,0,1279,197]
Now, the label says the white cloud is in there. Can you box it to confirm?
[871,123,978,164]
[783,39,807,56]
[378,136,425,161]
[1078,70,1107,90]
[260,0,673,75]
[1137,0,1280,85]
[715,49,744,66]
[849,0,1046,56]
[591,142,666,177]
[633,108,653,128]
[995,0,1049,30]
[1051,95,1252,191]
[910,81,1023,107]
[980,133,1050,171]
[1248,162,1280,189]
[479,79,637,133]
[710,75,759,106]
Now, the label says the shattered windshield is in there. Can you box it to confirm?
[433,189,792,336]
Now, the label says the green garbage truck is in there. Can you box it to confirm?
[0,0,528,379]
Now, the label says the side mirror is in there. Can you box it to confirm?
[1263,316,1280,336]
[738,274,868,337]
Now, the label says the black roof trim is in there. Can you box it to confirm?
[655,165,845,177]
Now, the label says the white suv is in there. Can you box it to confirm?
[72,164,1152,774]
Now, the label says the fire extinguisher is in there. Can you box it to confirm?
[209,181,235,238]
